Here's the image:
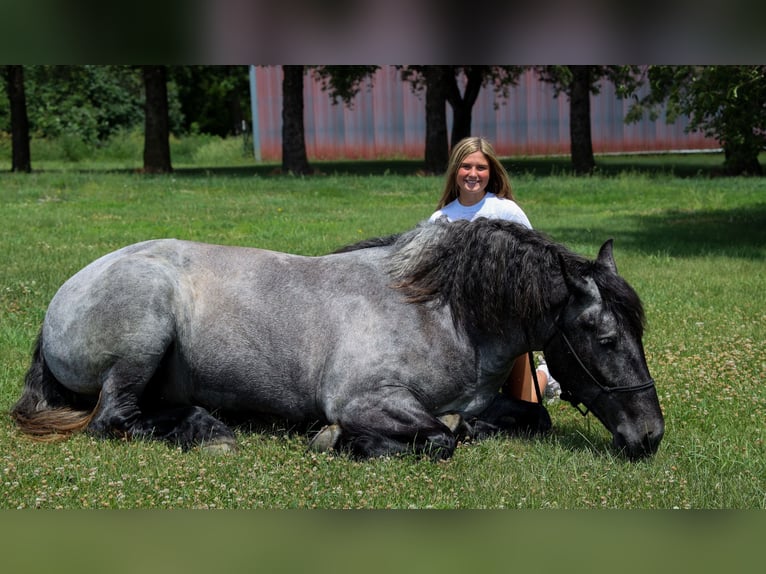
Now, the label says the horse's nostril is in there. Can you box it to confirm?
[641,430,663,455]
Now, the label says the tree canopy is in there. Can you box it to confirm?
[626,65,766,175]
[3,65,765,176]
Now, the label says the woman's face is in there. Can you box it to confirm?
[455,150,490,205]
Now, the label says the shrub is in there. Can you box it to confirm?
[191,136,248,165]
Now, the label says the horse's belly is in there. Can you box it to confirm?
[438,391,496,417]
[180,348,321,422]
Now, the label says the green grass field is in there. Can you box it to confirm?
[1,153,764,509]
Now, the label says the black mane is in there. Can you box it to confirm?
[386,218,645,338]
[333,233,401,254]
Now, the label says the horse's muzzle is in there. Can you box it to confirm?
[613,417,665,459]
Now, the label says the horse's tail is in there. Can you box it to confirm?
[10,331,97,442]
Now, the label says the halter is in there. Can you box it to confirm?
[535,327,656,417]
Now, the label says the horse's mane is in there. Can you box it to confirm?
[387,218,645,338]
[332,233,401,254]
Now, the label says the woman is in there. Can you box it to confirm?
[429,136,530,227]
[429,136,559,403]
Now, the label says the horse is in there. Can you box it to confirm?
[11,218,664,460]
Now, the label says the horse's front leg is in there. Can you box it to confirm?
[331,386,457,460]
[139,406,237,453]
[464,393,552,439]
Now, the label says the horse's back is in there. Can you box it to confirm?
[40,238,271,390]
[40,238,398,418]
[170,241,405,417]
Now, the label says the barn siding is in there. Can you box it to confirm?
[252,66,718,161]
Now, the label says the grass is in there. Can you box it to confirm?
[0,153,764,509]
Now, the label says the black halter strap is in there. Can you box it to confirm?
[546,328,656,416]
[528,351,544,404]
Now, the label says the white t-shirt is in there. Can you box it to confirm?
[428,192,532,229]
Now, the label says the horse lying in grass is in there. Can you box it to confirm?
[11,218,664,460]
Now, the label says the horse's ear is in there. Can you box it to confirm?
[558,253,592,297]
[597,239,617,274]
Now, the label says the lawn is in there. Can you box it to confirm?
[0,154,764,510]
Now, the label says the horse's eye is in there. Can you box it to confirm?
[598,337,616,347]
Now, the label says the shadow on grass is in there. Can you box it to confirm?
[172,160,426,178]
[26,151,760,179]
[549,419,618,459]
[550,203,766,260]
[167,152,738,178]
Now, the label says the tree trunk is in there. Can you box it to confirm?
[721,101,763,175]
[446,66,485,148]
[569,66,596,175]
[723,141,762,175]
[6,65,32,173]
[424,66,449,174]
[281,65,311,175]
[143,66,172,174]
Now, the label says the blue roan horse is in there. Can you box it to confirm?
[12,218,664,459]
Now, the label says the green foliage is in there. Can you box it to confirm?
[0,158,764,509]
[171,66,249,136]
[0,76,8,125]
[1,65,244,147]
[534,65,643,98]
[187,134,251,165]
[10,131,250,170]
[22,65,145,143]
[626,66,766,175]
[396,65,526,104]
[0,131,9,158]
[311,66,380,107]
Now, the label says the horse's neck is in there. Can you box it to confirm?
[511,283,568,353]
[475,330,532,371]
[540,253,576,325]
[475,334,527,379]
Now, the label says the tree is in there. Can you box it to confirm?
[535,66,643,174]
[293,65,526,174]
[626,65,766,175]
[400,66,526,173]
[276,65,381,175]
[568,66,596,175]
[142,65,172,174]
[396,65,451,173]
[446,66,486,147]
[311,65,380,106]
[172,66,249,136]
[316,65,487,172]
[22,66,144,144]
[4,65,31,173]
[421,66,450,174]
[446,66,526,147]
[281,65,311,175]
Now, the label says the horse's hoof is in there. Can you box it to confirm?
[309,424,341,452]
[438,413,463,433]
[200,438,238,456]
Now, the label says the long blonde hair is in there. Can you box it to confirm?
[435,137,515,209]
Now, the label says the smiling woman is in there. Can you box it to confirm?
[430,137,529,227]
[428,136,544,403]
[455,150,491,204]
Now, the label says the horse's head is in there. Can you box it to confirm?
[544,240,664,459]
